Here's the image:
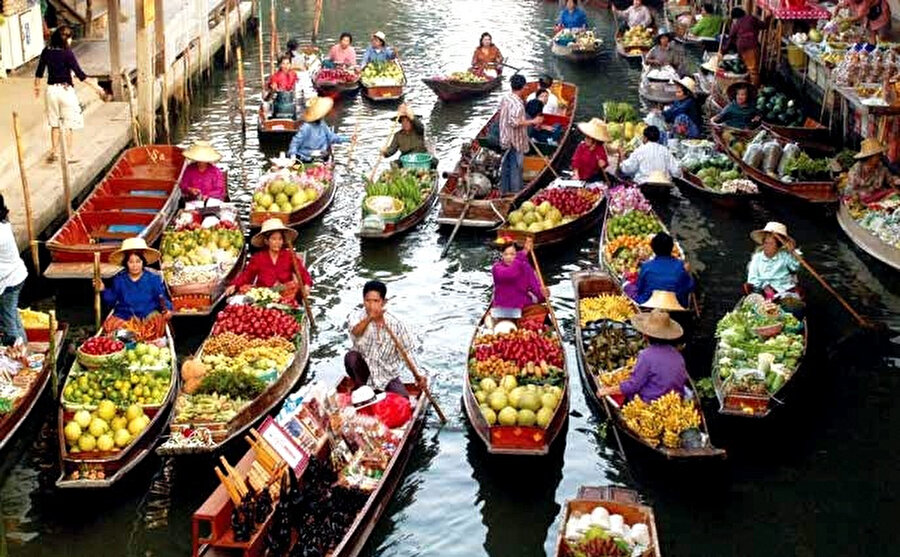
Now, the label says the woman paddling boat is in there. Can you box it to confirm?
[491,236,549,318]
[287,96,348,162]
[570,118,611,182]
[471,32,504,76]
[179,141,226,202]
[225,218,312,299]
[381,104,428,160]
[743,222,801,300]
[644,28,686,76]
[626,232,695,310]
[712,81,761,130]
[845,138,900,203]
[556,0,589,31]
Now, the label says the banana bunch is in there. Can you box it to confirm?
[598,361,635,386]
[622,392,700,448]
[19,308,49,329]
[579,295,635,326]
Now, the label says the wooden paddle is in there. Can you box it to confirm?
[93,252,102,330]
[791,249,875,329]
[368,115,401,184]
[12,112,40,270]
[527,246,561,335]
[441,195,471,259]
[288,246,317,332]
[383,323,447,423]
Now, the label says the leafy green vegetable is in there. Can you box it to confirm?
[602,101,639,123]
[363,168,434,217]
[195,370,265,400]
[783,151,832,181]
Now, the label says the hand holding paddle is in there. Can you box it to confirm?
[288,246,317,332]
[383,323,447,423]
[790,248,876,329]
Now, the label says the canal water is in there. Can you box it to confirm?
[4,1,900,555]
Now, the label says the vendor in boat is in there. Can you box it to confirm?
[658,77,701,137]
[491,237,549,318]
[94,237,172,341]
[382,104,427,159]
[525,91,564,145]
[570,118,610,182]
[0,194,28,346]
[596,309,687,402]
[360,31,398,68]
[180,141,226,202]
[690,4,725,38]
[526,74,564,116]
[614,0,653,31]
[345,280,424,397]
[644,28,686,75]
[287,97,348,162]
[471,32,504,76]
[327,32,357,68]
[712,82,760,129]
[845,139,900,202]
[266,55,298,98]
[618,126,682,184]
[556,0,589,31]
[724,7,767,86]
[742,222,800,299]
[626,233,694,309]
[225,218,312,299]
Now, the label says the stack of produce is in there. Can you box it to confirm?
[731,130,833,182]
[562,505,652,557]
[251,164,332,214]
[160,216,244,286]
[583,321,645,374]
[362,168,434,219]
[604,187,680,277]
[718,56,746,75]
[64,340,172,408]
[503,187,602,233]
[756,87,805,127]
[555,29,600,51]
[682,153,757,193]
[438,70,489,82]
[578,294,635,327]
[19,308,49,329]
[603,102,645,154]
[621,26,653,53]
[622,392,701,448]
[316,67,359,83]
[62,401,150,457]
[714,297,804,395]
[360,60,404,86]
[846,193,900,250]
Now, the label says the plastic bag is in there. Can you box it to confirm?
[359,392,412,428]
[762,141,783,174]
[743,143,764,168]
[777,143,801,176]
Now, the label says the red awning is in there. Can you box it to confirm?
[757,0,831,20]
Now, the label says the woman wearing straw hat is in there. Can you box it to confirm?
[626,232,694,309]
[93,238,172,341]
[645,28,686,75]
[570,118,611,182]
[845,138,900,203]
[596,309,687,402]
[360,31,398,69]
[660,76,702,138]
[712,82,760,130]
[287,96,348,162]
[382,104,427,160]
[225,218,312,299]
[180,141,226,202]
[743,222,800,300]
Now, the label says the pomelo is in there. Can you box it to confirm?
[517,408,537,427]
[498,406,518,426]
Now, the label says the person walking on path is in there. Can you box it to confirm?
[0,195,28,346]
[724,7,767,86]
[499,74,542,194]
[34,24,106,164]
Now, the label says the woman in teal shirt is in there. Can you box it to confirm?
[743,222,800,299]
[712,82,760,129]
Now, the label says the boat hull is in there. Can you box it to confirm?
[550,41,603,63]
[422,75,502,102]
[837,202,900,271]
[358,174,439,240]
[495,185,605,247]
[674,169,759,208]
[248,171,337,231]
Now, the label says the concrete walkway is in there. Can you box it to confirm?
[0,77,132,253]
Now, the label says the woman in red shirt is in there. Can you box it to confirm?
[225,218,312,298]
[570,118,610,182]
[267,56,298,95]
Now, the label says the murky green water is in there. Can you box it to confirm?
[4,1,900,556]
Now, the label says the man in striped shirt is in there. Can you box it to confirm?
[498,75,543,194]
[618,126,682,184]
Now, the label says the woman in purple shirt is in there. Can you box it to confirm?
[491,237,548,318]
[596,309,687,402]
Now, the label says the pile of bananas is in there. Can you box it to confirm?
[622,392,700,448]
[820,52,844,67]
[19,308,49,329]
[598,362,635,387]
[579,295,635,326]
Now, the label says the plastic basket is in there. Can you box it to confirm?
[399,153,433,170]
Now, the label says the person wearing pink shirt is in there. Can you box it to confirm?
[328,32,357,68]
[180,141,226,201]
[491,237,548,317]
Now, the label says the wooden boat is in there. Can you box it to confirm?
[494,180,606,247]
[553,485,661,557]
[56,325,178,488]
[615,33,651,59]
[674,168,760,208]
[361,60,406,102]
[711,296,808,418]
[44,145,185,280]
[436,81,578,228]
[638,67,679,104]
[550,29,603,63]
[157,316,310,456]
[710,125,838,205]
[763,119,834,153]
[248,163,337,232]
[0,323,68,453]
[191,381,428,557]
[358,171,439,240]
[837,201,900,271]
[462,305,569,455]
[257,104,301,142]
[422,74,502,102]
[571,269,725,460]
[314,69,361,97]
[162,210,248,317]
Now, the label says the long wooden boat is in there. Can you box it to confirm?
[191,381,428,557]
[494,180,606,247]
[44,145,185,280]
[615,33,651,59]
[554,485,662,557]
[314,69,361,97]
[436,81,578,228]
[157,315,310,456]
[357,171,439,240]
[674,168,760,208]
[463,305,569,455]
[763,119,833,153]
[56,325,178,488]
[550,30,603,63]
[711,296,808,418]
[248,163,337,232]
[361,60,406,102]
[422,74,502,102]
[837,201,900,271]
[162,210,248,317]
[710,125,838,205]
[257,104,300,143]
[0,323,68,453]
[572,269,725,460]
[638,70,679,104]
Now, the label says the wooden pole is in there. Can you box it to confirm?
[269,0,277,76]
[236,47,246,131]
[224,0,231,67]
[12,112,40,271]
[257,0,266,96]
[154,0,166,75]
[48,310,59,399]
[135,0,156,144]
[792,250,874,328]
[383,325,447,423]
[528,137,561,180]
[57,120,74,218]
[528,248,561,335]
[85,0,93,37]
[109,0,123,100]
[288,247,317,332]
[161,72,171,143]
[312,0,323,43]
[93,252,102,330]
[368,116,399,183]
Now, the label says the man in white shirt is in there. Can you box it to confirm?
[618,126,682,184]
[526,75,564,116]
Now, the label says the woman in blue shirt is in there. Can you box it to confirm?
[661,77,702,138]
[288,97,348,161]
[743,222,800,299]
[94,237,172,341]
[557,0,589,30]
[360,31,397,68]
[628,233,694,309]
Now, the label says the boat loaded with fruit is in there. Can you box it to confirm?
[157,286,310,455]
[314,66,361,97]
[437,79,578,228]
[571,269,725,460]
[191,377,427,557]
[358,164,439,239]
[248,156,336,231]
[615,25,654,59]
[360,59,406,101]
[422,70,502,102]
[551,28,603,63]
[57,326,178,488]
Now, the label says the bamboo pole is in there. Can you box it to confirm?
[383,325,447,423]
[57,120,74,218]
[48,310,59,399]
[257,0,266,96]
[312,0,323,43]
[161,72,171,144]
[368,117,400,183]
[11,113,40,271]
[236,47,246,131]
[791,250,874,328]
[269,0,276,76]
[93,252,102,330]
[224,0,231,67]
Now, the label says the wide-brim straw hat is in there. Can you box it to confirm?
[577,118,611,142]
[351,385,387,409]
[182,141,222,163]
[372,31,387,43]
[251,218,299,248]
[641,290,687,312]
[855,138,886,160]
[303,96,334,122]
[675,76,697,96]
[726,80,757,101]
[750,221,794,245]
[701,54,719,73]
[642,170,673,186]
[110,237,160,266]
[631,309,684,340]
[397,104,415,121]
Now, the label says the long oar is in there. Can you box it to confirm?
[12,112,40,270]
[383,324,447,423]
[368,116,400,184]
[441,193,471,259]
[93,252,102,330]
[289,246,317,332]
[791,249,875,329]
[528,247,561,337]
